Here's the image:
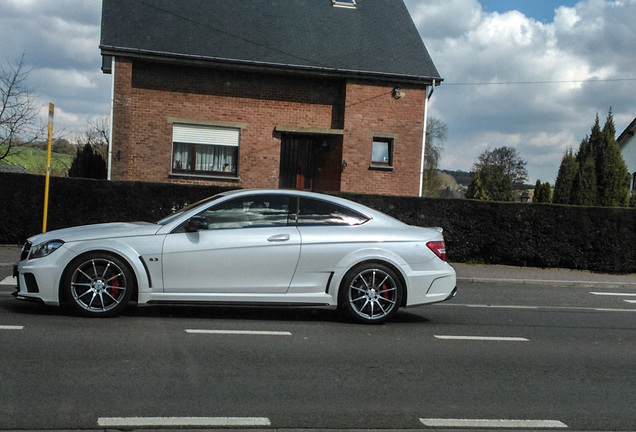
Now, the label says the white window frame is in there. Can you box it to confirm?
[371,137,393,167]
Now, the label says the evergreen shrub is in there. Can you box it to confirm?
[341,193,636,274]
[0,172,234,245]
[1,172,634,273]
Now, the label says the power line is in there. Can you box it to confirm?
[443,77,636,86]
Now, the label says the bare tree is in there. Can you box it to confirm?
[421,117,447,197]
[75,116,109,159]
[0,54,42,161]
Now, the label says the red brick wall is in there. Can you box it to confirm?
[341,80,426,196]
[111,58,427,196]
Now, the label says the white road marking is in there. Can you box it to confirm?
[0,325,23,330]
[434,335,529,342]
[0,276,16,286]
[591,292,636,296]
[625,300,636,304]
[464,304,538,309]
[186,329,292,336]
[420,418,568,428]
[97,416,271,427]
[445,303,636,313]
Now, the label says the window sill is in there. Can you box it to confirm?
[368,164,394,172]
[169,172,241,182]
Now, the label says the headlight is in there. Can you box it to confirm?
[30,240,65,259]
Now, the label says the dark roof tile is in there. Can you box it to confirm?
[100,0,441,83]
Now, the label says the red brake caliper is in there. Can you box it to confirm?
[382,283,389,299]
[110,275,120,298]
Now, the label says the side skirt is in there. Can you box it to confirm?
[138,292,336,307]
[146,300,332,308]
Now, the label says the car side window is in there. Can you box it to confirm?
[298,198,369,226]
[197,195,292,229]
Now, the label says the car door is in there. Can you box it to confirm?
[289,196,371,293]
[161,194,301,294]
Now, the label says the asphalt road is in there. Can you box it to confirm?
[1,281,635,431]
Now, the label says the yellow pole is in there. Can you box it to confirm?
[42,103,54,233]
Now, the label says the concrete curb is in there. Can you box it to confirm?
[457,276,636,289]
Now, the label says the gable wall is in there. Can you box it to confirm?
[621,135,636,191]
[622,136,636,174]
[341,80,426,196]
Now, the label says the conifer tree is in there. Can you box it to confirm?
[465,174,489,200]
[552,148,577,204]
[68,143,107,179]
[571,157,597,206]
[596,110,630,207]
[554,109,630,207]
[533,180,552,203]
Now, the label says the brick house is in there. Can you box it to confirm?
[100,0,442,196]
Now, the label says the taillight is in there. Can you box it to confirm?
[427,241,447,261]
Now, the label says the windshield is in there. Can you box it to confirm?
[156,194,225,225]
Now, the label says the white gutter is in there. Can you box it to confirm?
[107,56,115,181]
[418,79,435,197]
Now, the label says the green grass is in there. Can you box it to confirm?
[1,145,73,177]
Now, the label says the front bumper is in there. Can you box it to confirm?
[13,255,63,306]
[13,263,44,303]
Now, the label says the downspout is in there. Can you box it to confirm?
[418,79,435,197]
[107,56,115,181]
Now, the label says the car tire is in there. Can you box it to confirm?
[340,262,403,324]
[62,252,135,317]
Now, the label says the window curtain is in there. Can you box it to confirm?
[173,142,190,170]
[195,145,235,172]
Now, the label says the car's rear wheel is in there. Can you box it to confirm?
[62,253,134,317]
[340,263,403,324]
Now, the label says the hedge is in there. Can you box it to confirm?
[340,193,636,274]
[1,172,635,273]
[0,172,235,245]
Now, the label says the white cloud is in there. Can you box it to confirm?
[406,0,483,40]
[0,0,106,140]
[406,0,636,183]
[2,0,635,185]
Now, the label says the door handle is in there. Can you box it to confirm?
[267,234,291,242]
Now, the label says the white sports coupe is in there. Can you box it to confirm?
[14,189,456,323]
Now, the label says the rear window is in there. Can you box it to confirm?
[297,198,369,226]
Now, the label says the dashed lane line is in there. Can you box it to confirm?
[590,292,636,296]
[420,418,568,428]
[186,329,292,336]
[0,325,23,330]
[98,417,271,427]
[435,335,529,342]
[444,303,636,312]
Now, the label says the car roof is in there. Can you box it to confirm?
[216,189,386,221]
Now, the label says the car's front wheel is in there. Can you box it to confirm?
[62,253,134,317]
[340,263,403,324]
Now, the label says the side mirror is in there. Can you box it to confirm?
[185,215,208,232]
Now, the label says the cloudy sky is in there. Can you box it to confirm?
[2,0,635,184]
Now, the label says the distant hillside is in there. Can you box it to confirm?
[441,169,534,191]
[441,169,471,185]
[0,145,73,177]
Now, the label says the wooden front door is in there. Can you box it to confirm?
[280,135,315,191]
